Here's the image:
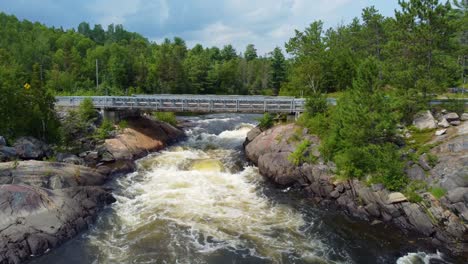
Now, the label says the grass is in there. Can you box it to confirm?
[153,112,178,126]
[430,187,447,199]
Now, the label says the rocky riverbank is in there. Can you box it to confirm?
[244,114,468,258]
[0,115,184,264]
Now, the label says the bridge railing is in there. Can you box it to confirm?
[55,96,307,114]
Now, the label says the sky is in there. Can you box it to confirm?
[0,0,400,55]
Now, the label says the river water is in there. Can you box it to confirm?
[31,114,452,264]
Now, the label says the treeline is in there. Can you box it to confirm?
[281,0,467,97]
[0,14,285,96]
[0,0,467,143]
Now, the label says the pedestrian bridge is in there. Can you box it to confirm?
[56,95,310,114]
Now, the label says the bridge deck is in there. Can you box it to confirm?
[55,95,307,114]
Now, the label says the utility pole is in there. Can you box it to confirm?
[96,59,99,90]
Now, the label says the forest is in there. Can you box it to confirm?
[0,0,467,143]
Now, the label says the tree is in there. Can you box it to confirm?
[389,0,456,96]
[269,47,286,95]
[322,58,405,190]
[244,44,258,61]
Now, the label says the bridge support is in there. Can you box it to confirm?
[100,109,141,122]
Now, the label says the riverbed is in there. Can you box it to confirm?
[30,114,450,264]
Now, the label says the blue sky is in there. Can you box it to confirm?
[0,0,400,54]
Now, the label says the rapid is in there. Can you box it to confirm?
[30,114,452,264]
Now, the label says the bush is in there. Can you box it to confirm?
[78,97,98,121]
[153,112,177,126]
[439,99,465,115]
[305,93,328,117]
[256,113,274,130]
[288,139,312,166]
[60,109,87,147]
[118,120,129,131]
[95,119,114,140]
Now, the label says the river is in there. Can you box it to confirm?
[30,114,451,264]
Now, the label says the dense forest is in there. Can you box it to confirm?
[0,0,467,142]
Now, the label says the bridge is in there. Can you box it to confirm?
[55,95,311,114]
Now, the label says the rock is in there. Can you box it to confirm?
[402,203,435,236]
[0,146,17,162]
[0,184,115,264]
[438,118,450,128]
[418,154,432,171]
[101,151,115,162]
[13,137,51,160]
[387,192,408,204]
[244,127,262,146]
[0,136,6,146]
[56,153,84,165]
[405,164,426,181]
[365,203,380,217]
[105,116,184,160]
[450,120,461,126]
[0,160,108,189]
[330,190,340,199]
[444,112,459,122]
[413,111,437,130]
[435,129,447,136]
[461,113,468,121]
[446,187,468,204]
[430,135,468,191]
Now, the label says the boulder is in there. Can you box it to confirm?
[13,137,51,160]
[446,187,468,204]
[56,153,85,165]
[105,116,184,160]
[437,118,450,128]
[0,184,115,264]
[450,120,461,126]
[0,136,6,146]
[435,129,447,136]
[444,112,459,122]
[430,135,468,191]
[461,113,468,121]
[0,146,17,162]
[0,160,108,189]
[402,203,435,236]
[244,127,262,147]
[405,164,426,181]
[387,192,408,204]
[413,111,437,130]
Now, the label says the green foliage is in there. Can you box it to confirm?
[288,140,312,166]
[256,113,274,130]
[118,120,128,131]
[153,112,177,126]
[305,93,328,116]
[404,180,427,203]
[60,109,88,147]
[430,187,447,199]
[78,98,98,121]
[439,99,466,115]
[426,153,439,167]
[95,119,115,140]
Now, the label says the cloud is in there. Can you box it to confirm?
[0,0,399,54]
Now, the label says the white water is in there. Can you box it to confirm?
[87,121,337,263]
[30,114,453,264]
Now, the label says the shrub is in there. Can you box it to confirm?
[153,112,177,126]
[95,119,114,140]
[430,187,447,199]
[305,93,328,117]
[288,139,311,166]
[256,113,274,130]
[78,97,98,121]
[404,181,427,203]
[440,98,465,115]
[118,120,129,131]
[426,153,439,167]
